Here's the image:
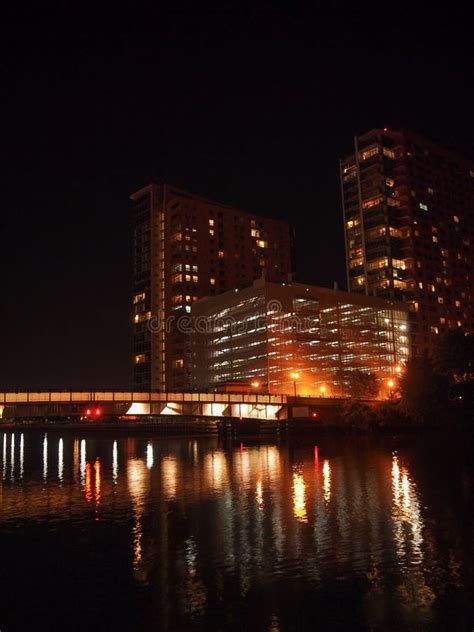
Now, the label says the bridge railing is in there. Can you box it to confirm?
[0,391,288,405]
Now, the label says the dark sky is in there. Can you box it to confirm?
[1,2,472,389]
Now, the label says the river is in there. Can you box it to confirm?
[0,430,472,631]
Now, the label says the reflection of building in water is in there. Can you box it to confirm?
[161,456,178,500]
[19,434,24,480]
[391,454,424,564]
[292,469,307,523]
[112,440,118,484]
[127,458,150,582]
[58,438,63,482]
[0,432,460,628]
[42,433,48,480]
[322,460,331,504]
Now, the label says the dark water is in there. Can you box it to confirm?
[0,430,473,631]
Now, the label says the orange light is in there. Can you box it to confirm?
[395,365,402,374]
[290,371,300,380]
[251,380,260,388]
[387,379,395,389]
[319,385,327,394]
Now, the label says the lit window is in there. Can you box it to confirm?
[432,235,438,243]
[439,317,446,324]
[174,359,184,369]
[418,282,423,289]
[362,195,383,209]
[453,215,460,223]
[185,295,191,302]
[185,274,191,282]
[218,250,225,259]
[135,354,145,364]
[133,311,151,324]
[360,146,379,160]
[419,203,428,211]
[457,320,462,327]
[133,292,145,304]
[385,177,394,187]
[383,147,395,159]
[171,294,182,304]
[346,219,359,229]
[192,275,198,283]
[251,228,260,237]
[257,240,267,248]
[172,273,183,283]
[209,229,215,236]
[428,187,434,195]
[209,219,214,226]
[172,232,182,241]
[430,326,439,335]
[438,297,444,304]
[210,277,216,285]
[455,300,461,307]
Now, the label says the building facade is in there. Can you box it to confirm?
[341,129,474,355]
[192,279,409,396]
[131,184,294,390]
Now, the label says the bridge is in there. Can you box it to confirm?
[0,391,290,421]
[0,391,358,422]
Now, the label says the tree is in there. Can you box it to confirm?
[432,330,474,409]
[342,370,379,399]
[399,354,449,423]
[432,330,474,385]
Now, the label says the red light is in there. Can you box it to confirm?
[95,408,102,417]
[85,408,91,416]
[311,411,318,419]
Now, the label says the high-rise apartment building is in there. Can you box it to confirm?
[131,184,294,390]
[341,129,474,355]
[192,279,409,396]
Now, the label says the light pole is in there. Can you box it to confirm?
[387,378,396,400]
[290,371,300,397]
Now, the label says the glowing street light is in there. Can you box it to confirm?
[290,371,300,397]
[319,385,327,397]
[395,365,402,374]
[387,379,395,389]
[251,380,261,389]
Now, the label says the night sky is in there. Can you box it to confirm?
[1,3,472,389]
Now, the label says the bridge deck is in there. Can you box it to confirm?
[0,391,287,404]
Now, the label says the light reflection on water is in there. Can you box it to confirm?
[0,431,472,631]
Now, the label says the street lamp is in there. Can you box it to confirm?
[319,385,327,397]
[387,378,396,400]
[290,371,300,397]
[251,380,260,389]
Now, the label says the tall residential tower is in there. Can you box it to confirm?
[131,184,294,390]
[341,129,474,355]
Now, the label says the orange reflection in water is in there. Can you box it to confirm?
[162,456,178,500]
[292,469,307,523]
[322,460,331,504]
[391,454,424,564]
